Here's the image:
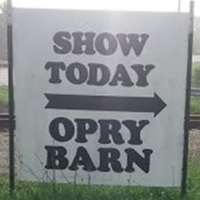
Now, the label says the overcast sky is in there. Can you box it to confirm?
[1,0,200,16]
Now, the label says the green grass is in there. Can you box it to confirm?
[0,161,200,200]
[192,62,200,69]
[192,62,200,88]
[0,86,8,112]
[190,97,200,114]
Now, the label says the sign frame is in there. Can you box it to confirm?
[7,1,194,196]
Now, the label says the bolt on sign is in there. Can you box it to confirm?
[13,8,189,186]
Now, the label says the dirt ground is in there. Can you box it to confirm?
[189,129,200,160]
[0,129,200,175]
[0,131,9,175]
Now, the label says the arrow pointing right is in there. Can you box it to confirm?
[44,93,166,117]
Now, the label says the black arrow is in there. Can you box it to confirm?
[44,93,166,117]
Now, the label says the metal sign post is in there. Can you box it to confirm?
[7,0,15,193]
[181,0,194,197]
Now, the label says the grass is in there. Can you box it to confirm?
[192,62,200,88]
[190,97,200,114]
[0,161,200,200]
[191,63,200,114]
[0,86,8,112]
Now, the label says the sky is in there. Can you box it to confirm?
[1,0,200,16]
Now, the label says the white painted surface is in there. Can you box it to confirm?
[13,8,189,186]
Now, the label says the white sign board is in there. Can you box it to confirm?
[13,8,189,186]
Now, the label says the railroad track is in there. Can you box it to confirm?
[0,114,8,130]
[1,113,200,130]
[189,115,200,129]
[0,113,15,131]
